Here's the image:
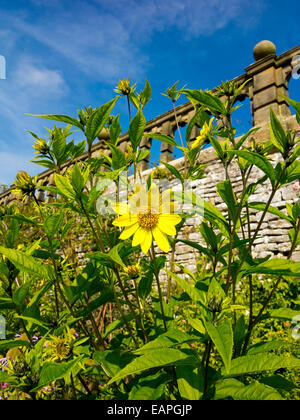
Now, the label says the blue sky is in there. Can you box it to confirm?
[0,0,299,186]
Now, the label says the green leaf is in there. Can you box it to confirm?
[259,375,297,392]
[134,329,195,355]
[222,354,300,377]
[266,308,300,321]
[107,348,199,386]
[0,246,53,280]
[103,314,134,340]
[139,78,152,109]
[160,161,184,184]
[227,150,276,186]
[129,372,168,400]
[269,108,287,154]
[6,219,20,248]
[88,244,125,268]
[233,315,246,357]
[144,132,179,147]
[217,180,237,221]
[229,128,261,161]
[85,98,117,146]
[33,357,84,391]
[109,114,122,145]
[0,371,17,384]
[26,114,84,130]
[175,239,212,258]
[0,339,31,352]
[246,341,286,356]
[176,365,203,400]
[281,160,300,185]
[109,144,126,170]
[248,202,292,224]
[185,108,207,145]
[215,379,283,400]
[129,109,146,152]
[182,89,226,115]
[243,258,300,277]
[280,96,300,124]
[71,164,85,194]
[94,350,134,378]
[209,135,224,160]
[54,173,76,200]
[0,297,15,310]
[205,319,233,374]
[189,318,206,335]
[165,270,206,306]
[13,281,31,307]
[44,213,64,239]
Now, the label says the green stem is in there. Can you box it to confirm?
[150,243,167,332]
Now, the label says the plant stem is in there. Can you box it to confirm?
[150,243,167,332]
[242,215,300,353]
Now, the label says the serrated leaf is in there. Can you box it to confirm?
[85,98,117,146]
[222,354,300,377]
[129,109,146,151]
[0,246,53,280]
[107,348,199,386]
[144,132,179,147]
[205,319,233,374]
[26,114,84,130]
[227,150,276,186]
[215,379,283,400]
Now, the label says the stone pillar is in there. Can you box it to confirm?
[246,41,290,126]
[139,136,152,171]
[159,121,174,162]
[46,174,56,202]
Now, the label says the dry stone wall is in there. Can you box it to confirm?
[1,41,300,276]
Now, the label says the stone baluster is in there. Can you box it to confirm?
[159,121,174,162]
[246,41,290,126]
[46,174,56,202]
[139,136,152,171]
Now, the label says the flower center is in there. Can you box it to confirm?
[137,211,159,229]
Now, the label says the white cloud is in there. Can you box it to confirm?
[15,61,65,91]
[0,57,68,184]
[4,0,262,83]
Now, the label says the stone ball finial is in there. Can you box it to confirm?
[253,40,276,61]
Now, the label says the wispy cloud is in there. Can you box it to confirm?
[0,0,264,185]
[3,0,262,83]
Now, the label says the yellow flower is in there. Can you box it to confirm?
[33,138,50,155]
[12,171,39,200]
[50,337,71,361]
[191,117,215,149]
[114,78,136,96]
[123,264,141,279]
[113,183,181,254]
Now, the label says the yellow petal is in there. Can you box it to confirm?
[113,214,138,227]
[153,227,170,253]
[157,219,176,236]
[119,223,139,240]
[159,214,182,226]
[141,230,153,254]
[112,202,129,215]
[132,227,146,246]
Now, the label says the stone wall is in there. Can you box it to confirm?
[1,40,300,274]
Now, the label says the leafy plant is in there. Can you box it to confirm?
[0,81,299,400]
